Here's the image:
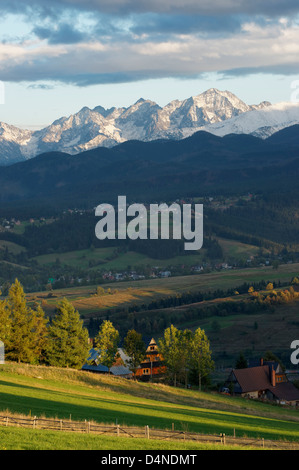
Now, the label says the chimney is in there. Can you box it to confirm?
[260,358,263,366]
[271,367,276,387]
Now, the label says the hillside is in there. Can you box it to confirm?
[0,362,299,451]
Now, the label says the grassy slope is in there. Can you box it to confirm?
[0,363,299,446]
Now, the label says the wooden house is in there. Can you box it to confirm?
[135,338,165,381]
[225,359,299,406]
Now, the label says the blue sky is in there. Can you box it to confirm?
[0,1,299,129]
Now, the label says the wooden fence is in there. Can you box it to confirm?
[1,414,299,450]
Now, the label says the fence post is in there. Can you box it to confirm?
[5,416,8,427]
[262,438,264,448]
[60,419,63,431]
[33,416,36,429]
[147,425,150,439]
[223,433,226,446]
[172,423,174,432]
[117,425,120,437]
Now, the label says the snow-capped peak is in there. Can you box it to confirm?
[2,88,299,166]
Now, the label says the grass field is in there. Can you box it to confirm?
[216,237,262,261]
[0,362,299,449]
[33,248,205,271]
[0,426,265,450]
[0,240,26,255]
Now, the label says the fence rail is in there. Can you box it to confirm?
[1,414,298,450]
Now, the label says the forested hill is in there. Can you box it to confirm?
[0,125,299,210]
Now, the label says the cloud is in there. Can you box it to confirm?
[33,23,87,45]
[0,1,298,87]
[27,83,55,89]
[1,0,299,17]
[130,13,246,38]
[0,20,298,87]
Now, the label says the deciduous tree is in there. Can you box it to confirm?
[95,320,120,373]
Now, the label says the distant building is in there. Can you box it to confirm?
[82,348,132,378]
[135,338,165,381]
[225,359,299,406]
[160,271,171,278]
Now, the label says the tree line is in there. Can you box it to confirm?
[0,279,214,389]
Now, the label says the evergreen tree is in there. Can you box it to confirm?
[95,320,120,373]
[235,352,247,369]
[0,293,11,346]
[46,298,89,369]
[30,303,49,363]
[6,279,48,364]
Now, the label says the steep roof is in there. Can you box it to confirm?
[232,365,299,402]
[233,366,271,393]
[268,382,299,402]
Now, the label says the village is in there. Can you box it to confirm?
[81,336,299,408]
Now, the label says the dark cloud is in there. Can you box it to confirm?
[33,24,87,45]
[130,13,247,38]
[0,0,299,17]
[221,64,299,77]
[0,0,298,87]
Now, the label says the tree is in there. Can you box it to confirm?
[266,283,274,291]
[30,303,49,363]
[180,329,193,388]
[123,329,146,378]
[46,298,89,369]
[159,325,184,387]
[263,351,285,371]
[189,328,214,391]
[0,293,11,346]
[95,320,119,373]
[6,279,48,364]
[235,352,247,369]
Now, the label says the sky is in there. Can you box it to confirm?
[1,0,299,129]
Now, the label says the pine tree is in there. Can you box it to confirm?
[6,279,48,364]
[30,303,49,363]
[46,298,90,369]
[0,293,11,346]
[95,320,120,373]
[235,352,247,369]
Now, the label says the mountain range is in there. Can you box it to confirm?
[2,88,299,166]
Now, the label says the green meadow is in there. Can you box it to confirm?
[0,362,299,449]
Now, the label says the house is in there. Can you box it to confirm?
[225,359,299,406]
[82,348,132,378]
[135,338,165,381]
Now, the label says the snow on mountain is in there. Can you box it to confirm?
[197,101,299,139]
[1,88,298,165]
